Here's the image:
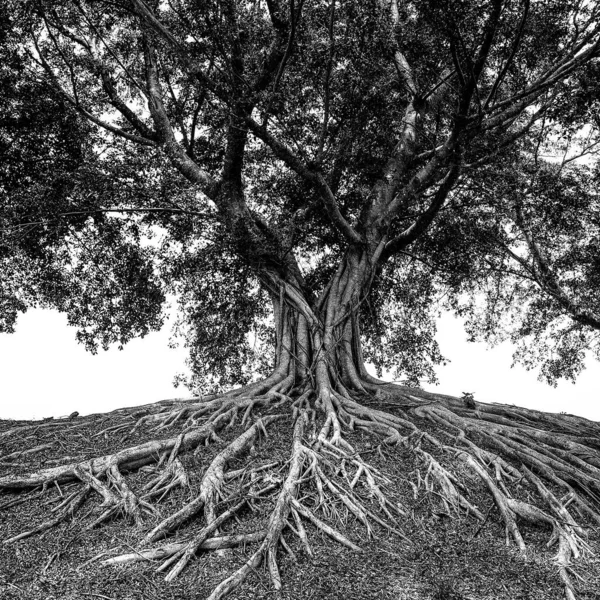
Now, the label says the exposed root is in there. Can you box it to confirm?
[201,413,310,599]
[289,508,313,556]
[463,451,591,600]
[0,390,287,551]
[415,449,485,521]
[74,404,411,598]
[290,498,362,551]
[1,378,599,600]
[0,398,197,443]
[100,531,268,565]
[142,414,282,545]
[339,386,600,600]
[0,416,221,491]
[0,388,284,492]
[1,443,55,462]
[160,500,247,580]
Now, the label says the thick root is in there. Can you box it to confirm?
[100,531,268,565]
[335,384,600,600]
[142,414,282,545]
[2,379,599,600]
[0,415,224,490]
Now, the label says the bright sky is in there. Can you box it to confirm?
[0,308,598,421]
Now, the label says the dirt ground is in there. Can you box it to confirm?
[1,408,599,600]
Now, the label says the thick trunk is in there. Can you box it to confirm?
[261,244,383,400]
[256,244,387,445]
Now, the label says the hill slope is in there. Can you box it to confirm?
[1,396,599,600]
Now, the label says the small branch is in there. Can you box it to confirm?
[315,0,336,163]
[484,0,530,109]
[142,34,218,194]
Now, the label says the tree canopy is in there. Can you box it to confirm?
[1,0,600,389]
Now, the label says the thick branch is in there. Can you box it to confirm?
[142,36,219,196]
[382,164,461,259]
[246,118,363,244]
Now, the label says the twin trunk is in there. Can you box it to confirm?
[262,246,383,400]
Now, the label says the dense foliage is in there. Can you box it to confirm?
[1,0,599,388]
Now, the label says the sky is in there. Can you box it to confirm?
[0,307,598,422]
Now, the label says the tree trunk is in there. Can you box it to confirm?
[257,243,384,437]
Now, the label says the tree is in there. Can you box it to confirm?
[1,1,600,598]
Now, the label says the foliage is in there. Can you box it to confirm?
[1,0,599,387]
[425,158,600,384]
[167,234,275,392]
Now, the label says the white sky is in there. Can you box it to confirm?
[0,308,598,421]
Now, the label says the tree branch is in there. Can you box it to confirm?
[382,164,461,260]
[245,118,362,244]
[315,0,336,164]
[510,200,600,330]
[130,0,228,103]
[482,28,600,120]
[28,39,156,147]
[464,103,550,169]
[142,35,219,195]
[40,8,159,143]
[484,0,530,110]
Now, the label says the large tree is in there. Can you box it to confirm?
[2,1,600,598]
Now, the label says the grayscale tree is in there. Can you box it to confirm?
[1,2,600,598]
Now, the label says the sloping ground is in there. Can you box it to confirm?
[1,402,599,600]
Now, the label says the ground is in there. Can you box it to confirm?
[1,394,599,600]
